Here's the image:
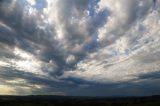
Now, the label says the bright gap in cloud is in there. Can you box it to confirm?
[12,47,44,75]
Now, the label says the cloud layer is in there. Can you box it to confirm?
[0,0,160,96]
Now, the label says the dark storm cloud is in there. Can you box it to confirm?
[1,0,105,71]
[0,0,108,75]
[0,0,65,75]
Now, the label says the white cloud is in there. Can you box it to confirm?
[62,1,160,83]
[0,47,58,76]
[26,0,36,6]
[66,55,76,64]
[12,47,43,75]
[97,0,152,45]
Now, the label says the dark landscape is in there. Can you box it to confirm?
[0,95,160,106]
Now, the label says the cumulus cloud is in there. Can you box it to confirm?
[63,1,160,83]
[0,0,160,96]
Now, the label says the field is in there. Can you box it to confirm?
[0,95,160,106]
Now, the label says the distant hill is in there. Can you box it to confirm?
[0,95,160,106]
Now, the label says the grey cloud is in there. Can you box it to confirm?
[0,0,160,96]
[98,0,153,46]
[63,0,160,84]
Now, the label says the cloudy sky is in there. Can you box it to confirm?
[0,0,160,96]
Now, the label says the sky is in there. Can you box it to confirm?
[0,0,160,96]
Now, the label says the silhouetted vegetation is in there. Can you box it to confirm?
[0,95,160,106]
